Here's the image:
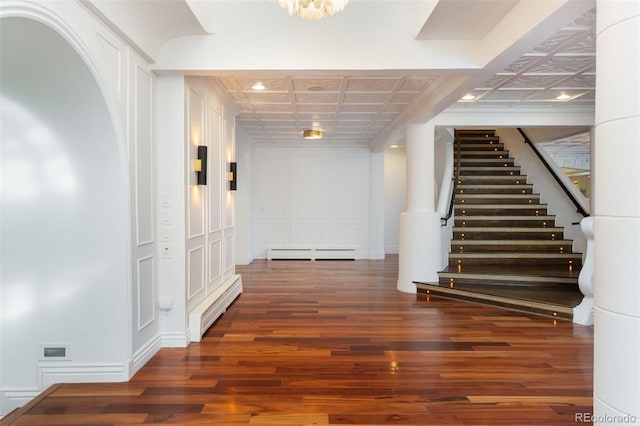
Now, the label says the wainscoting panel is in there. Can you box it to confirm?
[187,245,205,302]
[258,222,287,245]
[293,155,325,219]
[96,32,125,123]
[208,104,222,233]
[335,155,364,220]
[224,229,234,278]
[128,51,158,363]
[252,146,370,258]
[294,223,325,244]
[136,255,155,332]
[208,237,222,293]
[134,63,154,246]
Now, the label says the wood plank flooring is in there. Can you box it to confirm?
[2,256,594,425]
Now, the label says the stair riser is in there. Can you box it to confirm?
[451,244,574,253]
[458,139,500,144]
[458,177,528,185]
[458,151,511,158]
[435,277,578,287]
[449,260,581,268]
[457,188,533,195]
[456,198,540,205]
[455,219,556,227]
[453,231,564,240]
[459,160,515,167]
[456,208,548,216]
[458,144,505,151]
[460,170,520,176]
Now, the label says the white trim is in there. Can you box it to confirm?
[189,274,242,342]
[129,335,161,377]
[160,331,191,348]
[267,247,358,260]
[0,388,41,418]
[37,362,128,389]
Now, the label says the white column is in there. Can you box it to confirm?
[397,122,441,293]
[593,1,640,424]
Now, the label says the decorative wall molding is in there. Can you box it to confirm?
[136,255,155,332]
[252,146,372,258]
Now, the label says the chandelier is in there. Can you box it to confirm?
[277,0,351,21]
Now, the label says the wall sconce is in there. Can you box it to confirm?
[193,146,207,185]
[227,162,237,191]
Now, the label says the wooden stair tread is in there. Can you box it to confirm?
[451,239,569,245]
[457,194,539,199]
[456,204,547,208]
[455,215,554,220]
[438,266,579,281]
[415,282,581,319]
[453,226,563,232]
[449,252,582,259]
[458,185,533,189]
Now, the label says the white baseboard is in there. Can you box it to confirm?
[235,256,253,265]
[37,362,128,388]
[189,274,243,342]
[129,336,162,378]
[368,249,386,259]
[0,388,40,419]
[160,331,191,348]
[384,245,399,254]
[267,247,358,260]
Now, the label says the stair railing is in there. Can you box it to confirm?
[516,127,589,218]
[440,135,460,226]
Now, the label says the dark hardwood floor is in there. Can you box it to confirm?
[2,255,593,425]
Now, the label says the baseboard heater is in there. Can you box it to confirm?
[189,274,243,343]
[267,248,357,261]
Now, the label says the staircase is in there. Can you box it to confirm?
[416,129,584,320]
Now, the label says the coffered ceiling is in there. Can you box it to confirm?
[212,5,595,147]
[454,7,596,109]
[219,74,439,145]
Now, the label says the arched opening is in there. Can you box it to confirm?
[0,17,129,410]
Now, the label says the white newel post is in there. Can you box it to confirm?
[397,122,441,293]
[573,216,594,325]
[593,1,640,424]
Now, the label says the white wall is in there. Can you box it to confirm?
[235,129,254,265]
[384,146,407,254]
[251,145,374,259]
[497,128,587,254]
[0,1,158,414]
[155,75,238,345]
[0,15,117,414]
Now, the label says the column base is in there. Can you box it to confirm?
[397,211,442,293]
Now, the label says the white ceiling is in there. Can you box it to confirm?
[207,4,596,147]
[105,0,596,148]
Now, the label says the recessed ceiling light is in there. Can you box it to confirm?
[307,86,325,92]
[252,82,266,91]
[556,93,571,100]
[461,94,476,100]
